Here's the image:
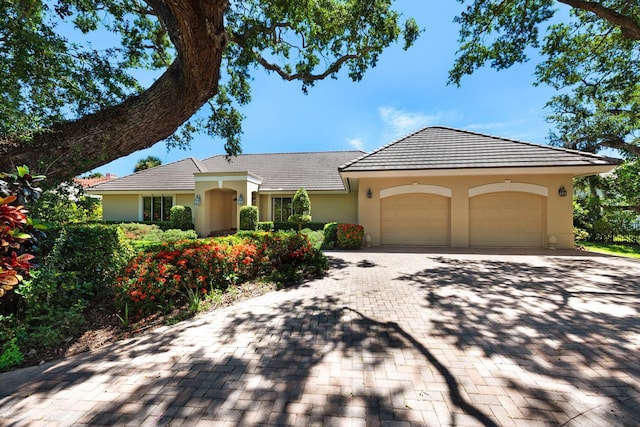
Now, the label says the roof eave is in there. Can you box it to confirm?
[339,164,619,179]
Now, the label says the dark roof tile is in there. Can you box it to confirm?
[340,126,621,172]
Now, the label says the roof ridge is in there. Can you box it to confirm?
[434,126,616,161]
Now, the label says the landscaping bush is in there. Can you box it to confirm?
[239,206,258,230]
[274,221,326,231]
[323,222,338,248]
[301,228,324,250]
[114,232,328,317]
[336,224,364,249]
[257,221,274,231]
[118,223,197,243]
[169,205,193,230]
[288,188,312,230]
[1,224,135,365]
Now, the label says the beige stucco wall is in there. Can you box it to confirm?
[310,193,358,224]
[356,174,574,249]
[193,173,260,237]
[256,192,357,224]
[102,195,139,222]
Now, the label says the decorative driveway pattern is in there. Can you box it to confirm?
[1,249,640,426]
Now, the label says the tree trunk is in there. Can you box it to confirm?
[0,0,229,184]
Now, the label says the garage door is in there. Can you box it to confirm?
[381,194,450,245]
[469,192,544,247]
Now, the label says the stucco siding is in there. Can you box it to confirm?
[357,174,574,248]
[102,195,140,221]
[310,193,358,224]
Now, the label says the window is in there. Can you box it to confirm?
[143,196,173,221]
[272,197,292,222]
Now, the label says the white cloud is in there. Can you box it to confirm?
[466,120,548,144]
[378,107,461,141]
[347,137,365,151]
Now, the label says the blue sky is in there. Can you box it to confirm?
[92,1,566,178]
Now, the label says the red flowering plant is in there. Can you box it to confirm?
[336,224,364,249]
[0,166,45,298]
[114,232,327,317]
[114,237,260,316]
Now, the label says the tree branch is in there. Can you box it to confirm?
[558,0,640,40]
[0,0,231,183]
[600,136,640,156]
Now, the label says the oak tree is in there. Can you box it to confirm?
[450,0,639,157]
[0,0,419,183]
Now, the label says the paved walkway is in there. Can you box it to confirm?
[1,249,640,426]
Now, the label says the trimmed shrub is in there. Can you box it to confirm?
[288,188,312,230]
[170,205,193,230]
[239,206,259,230]
[323,222,338,248]
[274,221,326,231]
[257,221,274,231]
[114,232,328,316]
[336,224,364,249]
[39,224,135,299]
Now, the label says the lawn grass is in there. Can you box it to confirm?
[579,241,640,259]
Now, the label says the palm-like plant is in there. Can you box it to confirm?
[134,156,162,172]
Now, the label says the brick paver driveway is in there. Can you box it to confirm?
[2,249,640,426]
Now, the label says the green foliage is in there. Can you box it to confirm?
[239,206,259,231]
[336,223,364,249]
[579,242,640,259]
[288,188,312,229]
[169,205,193,231]
[300,229,324,250]
[611,160,640,208]
[0,166,44,298]
[0,338,23,370]
[43,225,134,299]
[31,183,101,227]
[1,0,419,180]
[115,232,327,316]
[0,224,135,360]
[323,222,338,248]
[274,221,327,231]
[257,221,274,231]
[118,223,197,244]
[450,1,640,156]
[134,156,162,172]
[574,227,590,242]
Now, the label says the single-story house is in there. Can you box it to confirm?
[88,126,621,248]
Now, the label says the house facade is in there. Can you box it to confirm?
[88,127,620,249]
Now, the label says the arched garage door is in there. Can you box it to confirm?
[469,192,544,247]
[381,194,450,245]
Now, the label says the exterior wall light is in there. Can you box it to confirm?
[237,193,244,205]
[558,185,568,197]
[194,194,201,206]
[366,188,372,199]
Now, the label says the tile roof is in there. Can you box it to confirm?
[89,152,364,192]
[339,126,622,172]
[201,151,364,191]
[89,158,206,191]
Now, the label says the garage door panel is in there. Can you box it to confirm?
[381,194,450,246]
[470,192,544,247]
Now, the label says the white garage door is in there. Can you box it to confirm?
[469,192,544,247]
[381,194,450,245]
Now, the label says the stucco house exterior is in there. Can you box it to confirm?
[88,126,620,248]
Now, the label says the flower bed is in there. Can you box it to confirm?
[114,232,326,317]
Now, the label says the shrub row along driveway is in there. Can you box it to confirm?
[1,249,640,426]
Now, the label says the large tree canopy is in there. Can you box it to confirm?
[0,0,419,183]
[450,0,640,157]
